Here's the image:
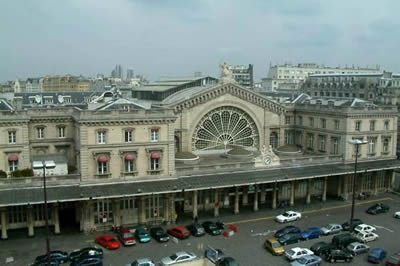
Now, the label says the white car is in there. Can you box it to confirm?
[394,211,400,219]
[275,211,302,223]
[354,231,379,243]
[160,251,197,266]
[354,224,376,233]
[285,247,314,261]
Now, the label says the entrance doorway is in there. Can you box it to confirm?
[59,202,79,233]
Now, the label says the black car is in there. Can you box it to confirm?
[274,226,301,239]
[331,233,358,249]
[323,249,353,263]
[69,247,103,263]
[366,203,390,215]
[310,241,335,256]
[150,227,170,242]
[216,257,239,266]
[70,257,103,266]
[277,232,302,246]
[35,251,69,264]
[202,221,223,235]
[342,218,363,231]
[186,223,205,237]
[30,260,59,266]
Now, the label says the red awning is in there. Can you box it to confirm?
[124,153,136,161]
[151,128,159,132]
[8,154,18,161]
[151,152,160,159]
[97,155,108,163]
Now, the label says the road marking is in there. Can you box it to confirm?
[251,230,276,237]
[372,224,394,233]
[226,197,393,225]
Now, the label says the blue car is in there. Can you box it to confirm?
[135,226,151,243]
[70,257,102,266]
[301,227,323,240]
[368,248,386,263]
[35,251,69,264]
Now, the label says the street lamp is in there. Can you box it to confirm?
[348,139,368,230]
[33,160,56,266]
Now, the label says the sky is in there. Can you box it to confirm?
[1,0,399,82]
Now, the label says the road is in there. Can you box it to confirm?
[1,194,400,266]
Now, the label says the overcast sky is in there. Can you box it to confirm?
[1,0,399,82]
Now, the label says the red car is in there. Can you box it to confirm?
[386,252,400,266]
[117,227,136,246]
[95,235,121,250]
[167,226,191,239]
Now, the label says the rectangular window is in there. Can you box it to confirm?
[298,116,303,126]
[9,160,18,172]
[334,120,340,130]
[370,121,375,131]
[37,127,44,139]
[331,137,339,155]
[8,131,16,144]
[124,160,135,172]
[97,131,106,144]
[321,119,326,129]
[384,121,390,130]
[355,121,361,132]
[125,130,133,143]
[368,139,376,154]
[307,134,314,150]
[319,136,326,152]
[150,158,160,170]
[97,162,108,174]
[309,117,314,127]
[285,116,291,125]
[58,126,65,138]
[151,129,159,142]
[383,138,390,153]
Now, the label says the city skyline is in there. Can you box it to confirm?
[1,0,400,82]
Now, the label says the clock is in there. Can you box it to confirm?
[264,156,272,165]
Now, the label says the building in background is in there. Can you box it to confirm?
[13,79,26,93]
[259,63,380,92]
[25,78,43,93]
[126,69,134,80]
[111,64,123,79]
[230,64,254,89]
[42,75,90,92]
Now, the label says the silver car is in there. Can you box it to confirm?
[346,242,370,256]
[320,224,342,235]
[127,258,155,266]
[160,251,197,266]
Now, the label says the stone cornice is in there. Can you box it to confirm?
[77,118,176,126]
[169,83,285,114]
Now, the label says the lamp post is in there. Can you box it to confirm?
[348,139,367,230]
[33,160,56,266]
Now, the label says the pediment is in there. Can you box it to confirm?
[165,82,285,114]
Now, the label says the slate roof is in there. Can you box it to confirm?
[0,159,399,207]
[14,91,103,106]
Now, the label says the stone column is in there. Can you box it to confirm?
[260,185,266,204]
[169,194,176,223]
[52,204,60,235]
[306,180,312,204]
[272,182,277,209]
[253,185,259,211]
[138,197,146,225]
[1,208,8,240]
[164,195,169,222]
[242,187,248,206]
[391,170,396,191]
[27,205,34,237]
[214,190,219,217]
[192,190,198,219]
[223,191,230,207]
[290,181,295,207]
[234,187,239,214]
[204,193,210,211]
[322,177,328,202]
[80,200,94,232]
[372,172,378,195]
[343,175,349,200]
[112,199,121,226]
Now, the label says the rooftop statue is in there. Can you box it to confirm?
[219,62,236,84]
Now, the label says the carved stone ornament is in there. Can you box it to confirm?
[254,145,280,168]
[219,62,236,84]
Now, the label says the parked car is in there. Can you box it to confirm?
[366,203,390,215]
[275,211,302,223]
[310,241,335,257]
[354,231,379,243]
[323,249,353,263]
[394,212,400,219]
[346,242,369,256]
[70,257,102,266]
[285,247,314,261]
[331,233,358,249]
[368,248,387,263]
[160,251,197,266]
[386,252,400,266]
[150,227,170,243]
[135,227,151,243]
[95,235,120,250]
[342,218,363,231]
[264,237,285,256]
[290,255,322,266]
[31,260,60,266]
[216,257,239,266]
[35,250,69,264]
[353,224,376,233]
[69,247,103,263]
[275,226,301,239]
[301,227,323,240]
[202,221,223,235]
[127,258,155,266]
[278,232,302,246]
[186,223,205,237]
[118,227,136,246]
[320,224,342,235]
[167,226,191,239]
[204,248,225,264]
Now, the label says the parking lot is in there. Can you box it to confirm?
[1,193,400,266]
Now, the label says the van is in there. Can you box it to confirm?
[331,233,358,249]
